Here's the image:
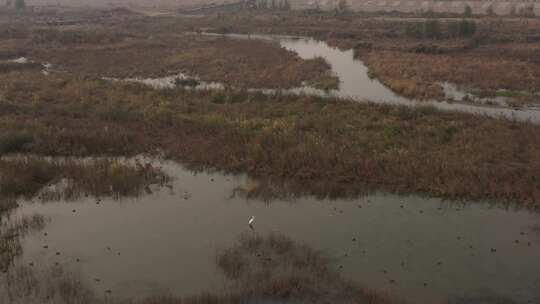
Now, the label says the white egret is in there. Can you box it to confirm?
[248,216,255,226]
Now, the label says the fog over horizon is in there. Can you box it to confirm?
[23,0,232,9]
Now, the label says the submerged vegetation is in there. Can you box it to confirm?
[215,233,389,303]
[0,156,169,275]
[0,233,390,304]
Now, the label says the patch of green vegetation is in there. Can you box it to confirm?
[0,62,42,73]
[175,77,200,88]
[0,131,33,154]
[495,90,521,98]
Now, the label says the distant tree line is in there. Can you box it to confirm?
[246,0,291,10]
[406,19,476,39]
[4,0,25,10]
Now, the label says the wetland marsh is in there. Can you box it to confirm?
[1,4,540,304]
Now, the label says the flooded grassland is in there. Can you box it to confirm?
[0,7,540,304]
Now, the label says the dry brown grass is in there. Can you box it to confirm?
[0,156,169,203]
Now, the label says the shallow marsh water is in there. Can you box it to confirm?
[8,158,540,304]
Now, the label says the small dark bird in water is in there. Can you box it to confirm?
[515,240,519,244]
[29,262,34,267]
[419,210,424,214]
[520,232,525,236]
[437,261,442,266]
[490,248,497,253]
[43,245,48,249]
[117,252,121,256]
[44,232,48,236]
[105,290,112,294]
[76,258,80,262]
[469,245,473,249]
[55,252,60,256]
[338,265,343,269]
[107,247,111,251]
[72,209,76,213]
[382,269,387,274]
[95,278,101,283]
[400,205,404,208]
[55,262,59,265]
[210,178,214,182]
[423,282,428,287]
[357,205,362,208]
[352,238,356,242]
[389,279,396,284]
[344,253,348,257]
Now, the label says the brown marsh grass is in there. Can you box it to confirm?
[360,47,540,102]
[25,32,337,90]
[0,71,539,207]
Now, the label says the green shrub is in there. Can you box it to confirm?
[0,132,33,154]
[211,93,226,104]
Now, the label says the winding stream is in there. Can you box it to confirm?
[199,33,540,123]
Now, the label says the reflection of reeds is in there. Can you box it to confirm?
[0,214,45,273]
[217,233,391,303]
[0,156,170,203]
